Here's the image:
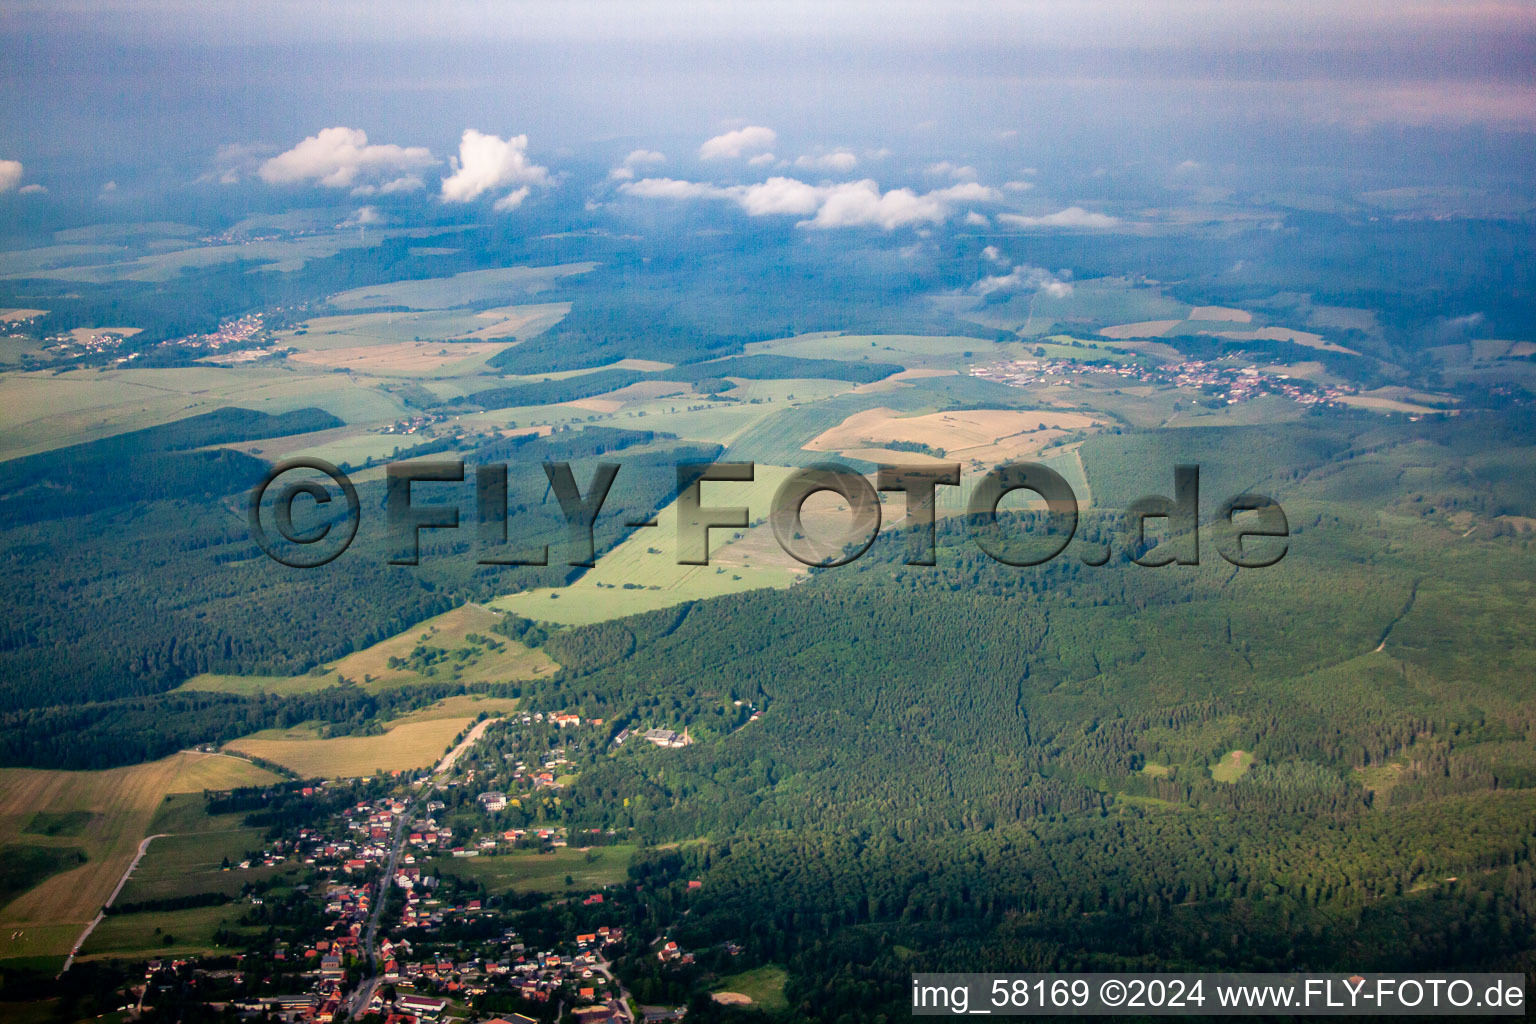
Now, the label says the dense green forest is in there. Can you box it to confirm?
[456,411,1536,1018]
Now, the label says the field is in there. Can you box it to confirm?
[804,406,1100,466]
[0,364,411,461]
[79,902,262,961]
[183,603,556,695]
[222,694,517,778]
[287,340,511,374]
[492,465,807,625]
[1211,750,1256,783]
[325,263,595,310]
[432,844,636,894]
[710,965,790,1011]
[0,752,280,965]
[116,794,282,905]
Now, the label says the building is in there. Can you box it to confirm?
[477,791,508,812]
[643,727,691,748]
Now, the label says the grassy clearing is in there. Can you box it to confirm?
[710,965,790,1011]
[1211,750,1256,783]
[79,902,261,961]
[182,604,557,695]
[433,845,635,894]
[0,752,279,964]
[222,694,515,778]
[492,466,805,626]
[117,794,276,905]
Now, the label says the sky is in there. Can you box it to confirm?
[0,1,1532,202]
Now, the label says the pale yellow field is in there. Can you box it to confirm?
[566,379,690,411]
[67,326,142,343]
[462,302,571,340]
[1337,395,1451,415]
[287,340,509,372]
[224,695,514,778]
[327,604,556,687]
[806,407,1100,465]
[0,752,280,963]
[1201,326,1359,354]
[0,307,48,321]
[182,603,557,695]
[1099,320,1183,339]
[1187,306,1251,322]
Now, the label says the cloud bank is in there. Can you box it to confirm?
[1000,206,1120,229]
[258,127,435,189]
[971,252,1073,298]
[440,129,551,209]
[619,174,1002,230]
[699,125,777,160]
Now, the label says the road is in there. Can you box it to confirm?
[59,832,170,976]
[346,717,503,1017]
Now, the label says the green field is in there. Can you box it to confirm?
[1211,750,1257,783]
[116,795,278,905]
[492,466,807,625]
[432,845,636,894]
[79,902,260,960]
[183,604,557,695]
[0,752,280,966]
[711,965,790,1011]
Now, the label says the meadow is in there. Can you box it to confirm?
[0,752,279,966]
[222,694,517,778]
[432,844,636,894]
[710,965,790,1011]
[183,604,557,696]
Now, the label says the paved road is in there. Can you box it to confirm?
[59,832,170,976]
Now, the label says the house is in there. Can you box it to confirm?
[477,791,508,812]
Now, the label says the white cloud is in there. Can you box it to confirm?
[735,177,824,216]
[1173,159,1203,173]
[925,161,978,180]
[611,149,666,179]
[440,129,550,208]
[620,173,1000,230]
[624,149,665,167]
[930,182,1002,203]
[1002,180,1035,192]
[795,150,859,173]
[698,125,776,160]
[340,205,382,228]
[202,142,276,184]
[18,183,47,195]
[493,186,531,212]
[982,245,1008,265]
[805,181,947,230]
[259,127,436,189]
[746,152,777,167]
[972,262,1073,298]
[0,160,22,193]
[1000,206,1120,229]
[620,177,723,201]
[99,180,118,194]
[964,211,990,227]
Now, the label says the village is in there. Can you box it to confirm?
[971,351,1363,408]
[120,708,725,1024]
